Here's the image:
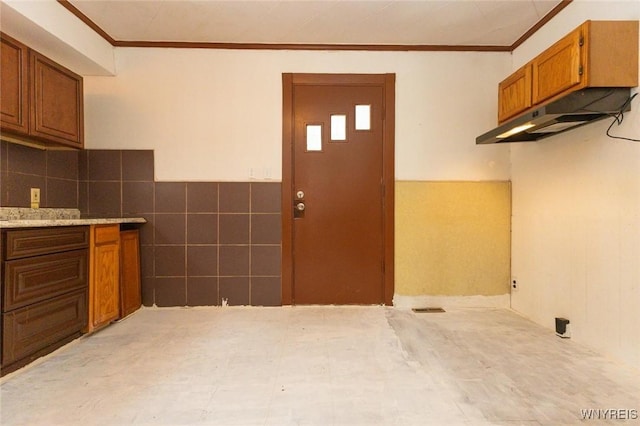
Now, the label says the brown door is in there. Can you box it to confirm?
[282,74,395,305]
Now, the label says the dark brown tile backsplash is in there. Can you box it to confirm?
[155,182,186,213]
[87,181,121,217]
[219,277,250,306]
[187,245,218,276]
[1,142,79,209]
[155,277,186,307]
[155,213,186,245]
[187,214,217,244]
[251,214,282,244]
[187,182,218,212]
[47,151,79,180]
[122,181,154,214]
[0,141,8,173]
[87,150,121,181]
[251,277,282,307]
[219,245,250,276]
[47,178,78,208]
[0,144,282,307]
[155,245,186,277]
[251,182,281,213]
[219,182,250,213]
[7,143,46,175]
[6,173,46,207]
[219,214,249,244]
[122,150,154,181]
[187,277,218,306]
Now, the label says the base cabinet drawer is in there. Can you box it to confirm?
[5,227,89,260]
[2,289,87,368]
[3,249,88,311]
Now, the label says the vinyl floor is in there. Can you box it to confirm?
[1,306,638,425]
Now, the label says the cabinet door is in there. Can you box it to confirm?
[29,51,84,148]
[120,230,141,318]
[532,25,583,105]
[0,33,29,134]
[89,225,120,331]
[4,249,88,312]
[92,241,120,327]
[2,289,86,368]
[498,64,532,123]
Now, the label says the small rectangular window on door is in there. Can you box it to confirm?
[330,114,347,141]
[355,105,371,130]
[306,124,323,151]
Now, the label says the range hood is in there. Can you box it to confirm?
[476,88,631,144]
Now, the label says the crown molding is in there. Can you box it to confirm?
[57,0,572,53]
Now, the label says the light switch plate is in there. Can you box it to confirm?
[30,188,40,208]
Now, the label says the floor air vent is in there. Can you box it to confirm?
[412,307,446,313]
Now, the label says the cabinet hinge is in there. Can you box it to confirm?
[579,65,583,76]
[579,35,584,47]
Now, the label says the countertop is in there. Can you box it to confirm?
[0,217,147,229]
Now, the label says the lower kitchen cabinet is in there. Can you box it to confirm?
[120,229,141,318]
[2,290,87,368]
[1,226,89,376]
[86,225,120,333]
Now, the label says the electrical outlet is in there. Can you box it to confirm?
[511,276,518,290]
[30,188,40,208]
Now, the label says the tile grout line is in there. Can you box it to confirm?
[249,183,252,306]
[184,182,188,305]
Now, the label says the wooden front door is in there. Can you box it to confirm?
[282,74,395,305]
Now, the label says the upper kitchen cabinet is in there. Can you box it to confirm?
[498,21,638,124]
[30,52,84,148]
[0,33,84,149]
[498,64,532,123]
[0,34,29,134]
[531,24,582,106]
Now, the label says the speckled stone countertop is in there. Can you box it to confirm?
[0,208,146,229]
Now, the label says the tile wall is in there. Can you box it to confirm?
[1,143,282,307]
[0,141,80,208]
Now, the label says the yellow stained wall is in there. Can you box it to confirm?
[395,181,511,296]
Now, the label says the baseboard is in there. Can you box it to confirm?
[392,294,510,309]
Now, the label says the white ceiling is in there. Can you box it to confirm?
[67,0,564,47]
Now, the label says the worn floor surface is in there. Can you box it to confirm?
[1,306,638,425]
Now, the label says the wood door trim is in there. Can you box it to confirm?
[281,73,395,305]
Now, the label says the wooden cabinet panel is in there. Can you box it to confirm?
[496,21,638,125]
[30,51,84,148]
[120,230,141,318]
[2,289,86,367]
[585,21,639,88]
[3,250,88,312]
[498,64,532,122]
[532,26,582,105]
[5,227,89,260]
[1,227,89,375]
[95,224,120,245]
[87,225,120,332]
[0,33,29,134]
[92,243,120,326]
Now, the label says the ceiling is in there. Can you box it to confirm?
[65,0,567,49]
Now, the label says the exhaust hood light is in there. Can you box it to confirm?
[496,123,535,139]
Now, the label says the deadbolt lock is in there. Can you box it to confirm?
[296,190,305,199]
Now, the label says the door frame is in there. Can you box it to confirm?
[281,73,395,305]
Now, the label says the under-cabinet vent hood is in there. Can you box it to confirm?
[476,88,632,144]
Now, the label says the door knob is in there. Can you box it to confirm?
[296,202,305,211]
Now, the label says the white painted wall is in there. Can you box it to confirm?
[510,0,640,369]
[0,0,115,75]
[83,48,510,181]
